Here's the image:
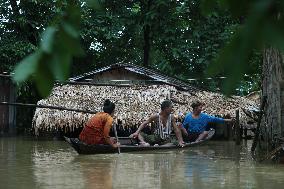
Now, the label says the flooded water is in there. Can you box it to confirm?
[1,137,284,189]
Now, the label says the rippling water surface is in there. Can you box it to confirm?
[0,137,284,189]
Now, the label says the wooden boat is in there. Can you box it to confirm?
[64,129,215,154]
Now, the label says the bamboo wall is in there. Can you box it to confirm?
[0,75,16,134]
[281,81,284,137]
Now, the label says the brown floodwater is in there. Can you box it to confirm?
[0,137,284,189]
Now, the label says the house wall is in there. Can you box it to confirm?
[0,76,16,134]
[261,48,284,149]
[281,80,284,137]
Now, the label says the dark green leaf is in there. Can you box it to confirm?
[41,27,56,54]
[219,0,249,17]
[62,23,79,38]
[12,51,41,82]
[35,60,55,98]
[200,0,218,16]
[263,21,284,53]
[49,53,72,81]
[84,0,104,10]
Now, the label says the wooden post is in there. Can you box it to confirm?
[8,82,16,135]
[235,109,240,145]
[251,96,267,153]
[228,121,234,140]
[223,122,229,139]
[244,128,248,139]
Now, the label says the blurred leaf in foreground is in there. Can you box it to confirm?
[202,0,284,95]
[12,1,83,98]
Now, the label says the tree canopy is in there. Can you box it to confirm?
[0,0,263,97]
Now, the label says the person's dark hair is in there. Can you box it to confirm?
[191,100,204,109]
[161,100,172,111]
[103,99,115,114]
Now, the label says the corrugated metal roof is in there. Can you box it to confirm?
[68,63,198,92]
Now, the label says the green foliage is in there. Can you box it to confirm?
[1,0,266,133]
[2,0,263,98]
[0,0,56,70]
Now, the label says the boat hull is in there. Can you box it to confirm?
[64,129,215,154]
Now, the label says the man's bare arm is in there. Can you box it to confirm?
[130,114,157,138]
[172,116,185,146]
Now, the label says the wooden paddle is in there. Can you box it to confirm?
[113,124,121,154]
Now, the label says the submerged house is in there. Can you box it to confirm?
[32,63,259,137]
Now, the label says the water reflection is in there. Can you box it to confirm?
[32,142,84,189]
[0,137,37,189]
[73,156,114,189]
[111,152,188,189]
[1,138,284,189]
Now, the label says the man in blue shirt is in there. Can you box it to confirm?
[181,100,233,142]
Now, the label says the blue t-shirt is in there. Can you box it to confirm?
[182,113,224,133]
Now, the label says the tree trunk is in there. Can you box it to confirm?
[260,47,284,151]
[143,24,150,67]
[141,0,151,67]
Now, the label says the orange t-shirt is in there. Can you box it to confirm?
[79,112,113,145]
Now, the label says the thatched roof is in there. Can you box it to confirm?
[32,84,259,135]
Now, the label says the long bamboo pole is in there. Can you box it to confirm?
[0,102,97,114]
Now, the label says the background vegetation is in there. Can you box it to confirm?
[1,0,268,133]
